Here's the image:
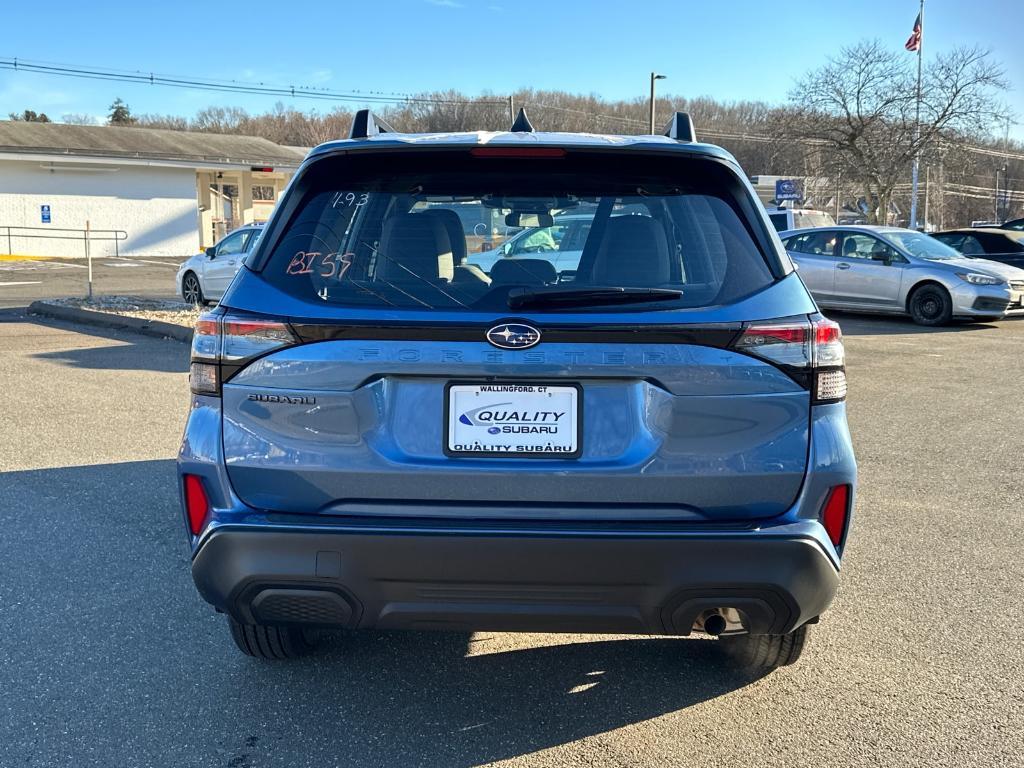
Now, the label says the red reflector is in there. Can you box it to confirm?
[470,147,567,158]
[183,474,210,536]
[821,485,850,547]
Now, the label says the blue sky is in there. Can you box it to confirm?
[1,0,1021,139]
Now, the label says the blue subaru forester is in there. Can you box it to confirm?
[178,110,856,669]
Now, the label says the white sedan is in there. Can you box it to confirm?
[176,224,263,305]
[467,214,593,274]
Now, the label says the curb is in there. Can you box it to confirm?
[28,301,193,343]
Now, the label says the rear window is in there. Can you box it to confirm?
[792,211,835,229]
[260,150,777,312]
[786,231,837,256]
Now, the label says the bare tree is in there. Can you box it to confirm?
[61,113,100,125]
[787,40,1006,223]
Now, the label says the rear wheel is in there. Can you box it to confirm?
[908,284,953,326]
[227,616,315,660]
[721,625,809,669]
[181,271,204,306]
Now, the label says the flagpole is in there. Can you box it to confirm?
[909,0,925,229]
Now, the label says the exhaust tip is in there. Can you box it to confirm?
[703,613,728,636]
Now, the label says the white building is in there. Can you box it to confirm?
[0,121,306,258]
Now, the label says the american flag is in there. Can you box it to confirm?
[905,12,922,52]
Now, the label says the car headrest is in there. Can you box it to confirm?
[489,258,558,286]
[589,216,671,286]
[843,238,858,256]
[420,209,467,264]
[378,213,454,282]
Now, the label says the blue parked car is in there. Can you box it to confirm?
[178,110,856,669]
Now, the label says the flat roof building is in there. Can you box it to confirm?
[0,121,307,258]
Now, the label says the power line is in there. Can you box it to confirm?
[3,53,1022,163]
[0,56,507,108]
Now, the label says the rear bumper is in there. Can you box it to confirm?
[191,522,840,636]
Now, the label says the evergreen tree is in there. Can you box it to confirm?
[108,98,135,126]
[8,109,51,122]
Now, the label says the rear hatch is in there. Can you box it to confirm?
[209,146,819,523]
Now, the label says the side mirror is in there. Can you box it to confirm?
[870,252,892,265]
[205,247,216,258]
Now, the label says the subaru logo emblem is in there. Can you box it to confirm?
[486,323,541,349]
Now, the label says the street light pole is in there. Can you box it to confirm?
[995,165,1006,223]
[649,73,666,134]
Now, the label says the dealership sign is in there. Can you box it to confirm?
[775,179,801,202]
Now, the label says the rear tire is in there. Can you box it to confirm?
[181,271,204,306]
[227,616,315,660]
[908,284,953,326]
[722,625,809,669]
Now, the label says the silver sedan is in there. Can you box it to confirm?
[176,224,263,305]
[780,225,1024,325]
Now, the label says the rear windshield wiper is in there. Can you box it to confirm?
[507,286,683,310]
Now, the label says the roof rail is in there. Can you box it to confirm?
[663,112,697,143]
[349,109,396,139]
[510,107,535,133]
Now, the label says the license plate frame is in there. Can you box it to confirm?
[444,381,583,459]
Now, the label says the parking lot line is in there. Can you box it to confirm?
[107,257,183,268]
[0,281,43,286]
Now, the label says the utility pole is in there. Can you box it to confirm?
[649,73,666,134]
[835,171,842,221]
[938,155,945,230]
[924,166,930,229]
[909,0,925,230]
[508,94,515,127]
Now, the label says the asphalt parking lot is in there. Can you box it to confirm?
[1,305,1022,768]
[0,257,181,309]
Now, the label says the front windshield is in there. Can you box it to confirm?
[884,231,962,260]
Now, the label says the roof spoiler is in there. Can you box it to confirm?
[662,112,697,142]
[349,109,396,139]
[511,107,535,133]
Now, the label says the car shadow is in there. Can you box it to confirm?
[3,458,769,767]
[826,310,1005,336]
[0,308,190,373]
[236,629,765,766]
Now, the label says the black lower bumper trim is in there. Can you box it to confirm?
[972,296,1012,312]
[192,526,839,635]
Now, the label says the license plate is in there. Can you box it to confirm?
[446,383,581,458]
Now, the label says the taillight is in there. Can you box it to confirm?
[189,311,297,395]
[183,474,210,535]
[733,316,846,403]
[733,322,811,367]
[190,313,221,395]
[821,484,851,547]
